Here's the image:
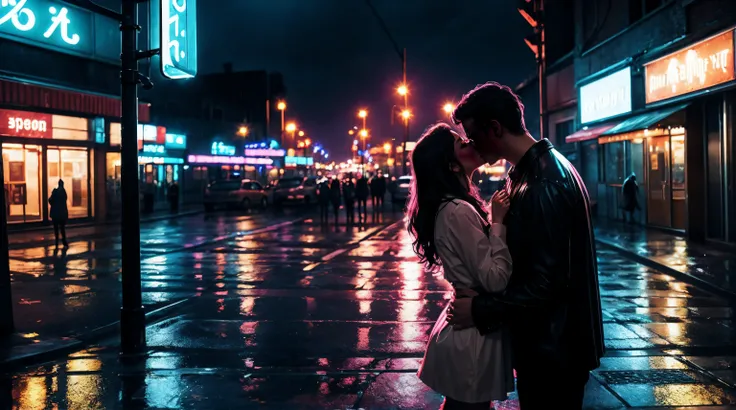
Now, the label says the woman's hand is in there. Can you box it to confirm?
[491,190,510,224]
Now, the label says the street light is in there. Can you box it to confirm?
[360,129,368,138]
[397,84,408,96]
[286,122,297,148]
[298,130,305,137]
[401,109,411,120]
[238,126,249,137]
[277,101,286,130]
[443,102,454,115]
[357,109,368,131]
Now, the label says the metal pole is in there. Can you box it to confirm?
[120,0,145,355]
[265,99,271,138]
[537,0,547,141]
[401,48,409,176]
[0,145,14,336]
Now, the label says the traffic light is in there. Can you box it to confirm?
[518,0,544,58]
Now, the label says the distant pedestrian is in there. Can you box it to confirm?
[622,173,640,224]
[48,180,69,249]
[168,182,180,213]
[318,179,331,224]
[330,178,342,225]
[342,174,356,225]
[356,175,369,223]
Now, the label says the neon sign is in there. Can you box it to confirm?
[188,155,273,165]
[139,156,184,165]
[0,108,52,138]
[244,148,286,157]
[285,156,314,166]
[165,133,187,149]
[159,0,197,79]
[0,0,119,61]
[142,144,166,155]
[211,142,236,156]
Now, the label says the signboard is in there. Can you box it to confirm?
[142,144,166,155]
[0,109,52,138]
[165,133,187,149]
[138,156,184,165]
[156,0,197,79]
[211,142,236,156]
[0,0,120,62]
[244,148,286,157]
[187,155,273,165]
[137,124,166,142]
[645,29,735,104]
[580,67,632,124]
[285,156,314,166]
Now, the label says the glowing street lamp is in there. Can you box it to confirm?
[277,101,287,132]
[285,122,297,148]
[401,109,411,120]
[360,129,368,138]
[298,130,305,137]
[397,84,408,96]
[443,102,454,115]
[383,143,392,154]
[357,109,368,131]
[238,126,249,137]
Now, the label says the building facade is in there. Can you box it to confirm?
[565,0,736,245]
[0,0,152,227]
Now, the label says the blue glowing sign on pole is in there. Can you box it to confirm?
[0,0,120,61]
[160,0,197,79]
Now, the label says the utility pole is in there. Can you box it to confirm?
[519,0,547,140]
[0,145,13,337]
[402,48,409,176]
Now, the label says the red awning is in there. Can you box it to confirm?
[565,124,616,144]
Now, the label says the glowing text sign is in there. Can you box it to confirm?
[161,0,197,79]
[244,148,286,157]
[285,156,314,166]
[187,155,273,165]
[580,67,632,124]
[211,142,236,156]
[645,29,735,104]
[0,108,52,138]
[0,0,119,61]
[142,144,166,155]
[165,133,187,149]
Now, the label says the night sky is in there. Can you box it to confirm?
[198,0,535,160]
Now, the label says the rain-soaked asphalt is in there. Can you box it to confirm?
[3,206,736,409]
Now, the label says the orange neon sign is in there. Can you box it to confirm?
[645,29,735,104]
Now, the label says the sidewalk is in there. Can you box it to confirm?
[8,204,202,249]
[594,218,736,298]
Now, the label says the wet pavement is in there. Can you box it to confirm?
[595,219,736,297]
[2,209,736,409]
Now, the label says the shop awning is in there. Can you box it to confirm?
[602,103,689,136]
[565,124,616,143]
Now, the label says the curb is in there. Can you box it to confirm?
[0,297,193,370]
[1,216,306,369]
[596,238,736,300]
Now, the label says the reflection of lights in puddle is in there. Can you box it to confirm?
[240,297,255,315]
[15,377,47,410]
[359,290,373,315]
[63,284,90,294]
[357,327,370,350]
[20,332,39,338]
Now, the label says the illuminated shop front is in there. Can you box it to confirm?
[1,109,94,224]
[106,123,186,210]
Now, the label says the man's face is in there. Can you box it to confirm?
[461,119,501,164]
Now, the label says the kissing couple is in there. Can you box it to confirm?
[405,82,605,409]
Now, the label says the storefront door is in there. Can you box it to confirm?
[47,147,90,219]
[647,136,672,227]
[2,143,42,223]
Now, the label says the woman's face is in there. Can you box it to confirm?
[452,131,485,174]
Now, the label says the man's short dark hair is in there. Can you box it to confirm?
[451,82,528,135]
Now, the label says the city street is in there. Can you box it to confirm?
[1,207,735,409]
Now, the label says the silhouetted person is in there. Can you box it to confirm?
[342,174,356,225]
[48,179,69,249]
[356,175,369,223]
[318,179,331,224]
[168,182,180,213]
[371,173,387,210]
[622,173,640,224]
[330,178,342,225]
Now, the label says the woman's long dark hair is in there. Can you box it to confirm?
[405,123,488,270]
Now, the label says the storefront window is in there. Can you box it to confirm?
[110,122,122,146]
[670,134,686,190]
[604,142,625,183]
[2,144,42,223]
[48,148,90,219]
[52,115,88,140]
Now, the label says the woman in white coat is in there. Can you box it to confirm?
[406,123,513,409]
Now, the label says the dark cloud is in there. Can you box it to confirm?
[198,0,535,159]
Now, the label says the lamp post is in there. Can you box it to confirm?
[277,101,287,145]
[285,122,296,149]
[443,102,454,116]
[400,108,411,175]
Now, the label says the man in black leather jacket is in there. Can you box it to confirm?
[449,82,604,409]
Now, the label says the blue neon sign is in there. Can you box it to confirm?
[0,0,120,61]
[165,133,187,149]
[211,142,236,156]
[285,156,314,166]
[159,0,197,79]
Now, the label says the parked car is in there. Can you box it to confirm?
[390,175,412,203]
[271,176,319,205]
[204,179,268,211]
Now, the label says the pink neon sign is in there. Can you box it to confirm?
[187,155,273,165]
